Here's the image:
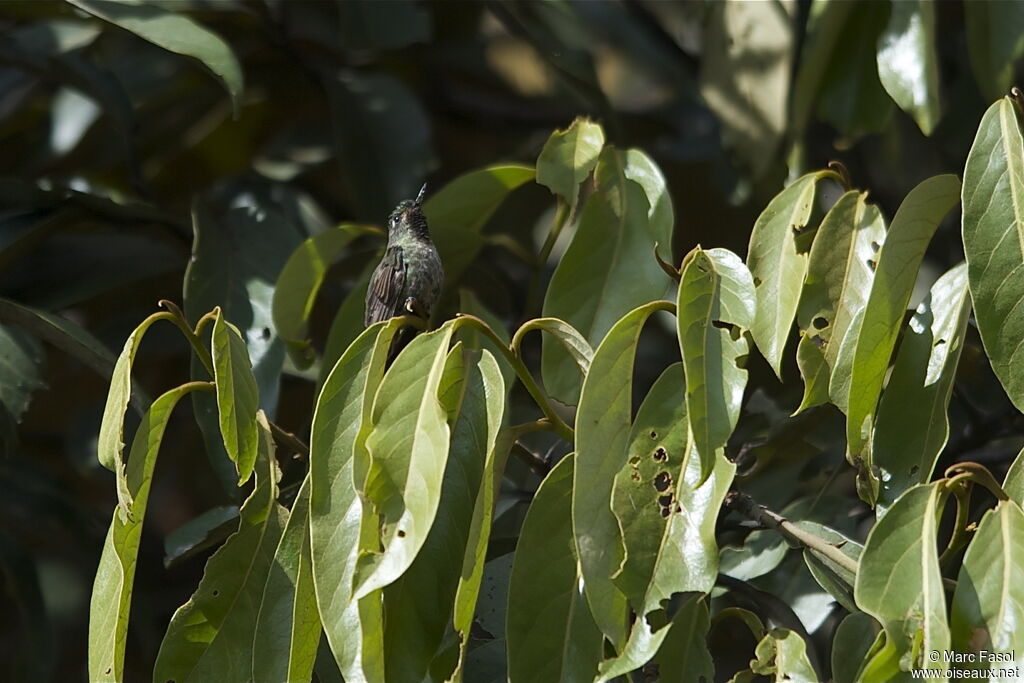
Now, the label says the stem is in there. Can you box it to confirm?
[724,490,859,577]
[939,478,972,567]
[505,419,562,476]
[454,314,575,443]
[525,200,571,317]
[944,462,1009,501]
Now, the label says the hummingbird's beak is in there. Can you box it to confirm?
[415,183,427,206]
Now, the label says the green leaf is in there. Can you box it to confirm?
[855,482,950,674]
[88,382,208,683]
[507,455,603,683]
[457,289,516,392]
[748,628,819,683]
[382,350,504,683]
[309,320,402,682]
[963,96,1024,413]
[535,117,605,209]
[153,412,287,683]
[653,598,714,683]
[512,317,592,379]
[98,312,167,482]
[876,0,941,135]
[1004,446,1024,506]
[354,321,457,597]
[318,261,375,389]
[796,190,885,410]
[796,521,863,613]
[611,363,736,614]
[964,2,1024,103]
[746,171,830,376]
[700,0,795,177]
[212,310,260,485]
[66,0,244,117]
[873,263,971,512]
[450,428,517,682]
[272,224,373,368]
[425,164,535,286]
[574,300,674,646]
[832,612,880,683]
[542,147,674,404]
[844,174,960,491]
[0,324,46,445]
[677,247,756,478]
[950,501,1024,674]
[252,476,321,683]
[163,505,239,569]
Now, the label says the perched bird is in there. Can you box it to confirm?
[364,184,444,328]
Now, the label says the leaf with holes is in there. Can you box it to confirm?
[574,300,674,646]
[963,96,1024,413]
[873,263,971,513]
[153,413,287,683]
[747,170,833,377]
[677,247,755,479]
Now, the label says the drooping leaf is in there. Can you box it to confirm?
[354,321,456,597]
[653,598,715,683]
[88,382,209,683]
[746,171,832,376]
[507,455,603,683]
[512,317,592,379]
[963,96,1024,412]
[876,0,941,135]
[873,263,971,512]
[535,117,605,209]
[309,320,402,682]
[574,300,674,646]
[855,482,950,675]
[153,413,287,683]
[382,350,504,683]
[425,164,535,285]
[1004,446,1024,506]
[542,147,674,404]
[66,0,244,116]
[795,521,863,613]
[748,628,820,683]
[796,190,885,411]
[212,310,260,485]
[950,501,1024,676]
[964,2,1024,103]
[252,477,321,683]
[845,175,960,495]
[272,224,374,368]
[700,0,795,177]
[677,247,756,478]
[163,505,239,569]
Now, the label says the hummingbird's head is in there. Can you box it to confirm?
[386,183,429,239]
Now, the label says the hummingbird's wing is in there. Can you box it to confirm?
[364,245,406,326]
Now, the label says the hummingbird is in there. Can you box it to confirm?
[364,184,444,328]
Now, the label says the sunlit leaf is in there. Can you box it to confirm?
[746,170,832,376]
[382,350,503,683]
[844,174,960,497]
[352,322,456,598]
[309,320,401,682]
[963,96,1024,412]
[855,482,949,675]
[153,413,287,683]
[1004,446,1024,506]
[574,300,674,646]
[873,263,971,513]
[950,501,1024,678]
[876,0,941,135]
[88,382,208,683]
[67,0,244,116]
[212,309,260,485]
[535,117,604,209]
[748,628,819,682]
[795,521,862,613]
[542,147,674,404]
[512,317,592,379]
[677,247,755,479]
[507,455,603,683]
[252,477,320,683]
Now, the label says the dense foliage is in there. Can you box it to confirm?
[5,2,1024,682]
